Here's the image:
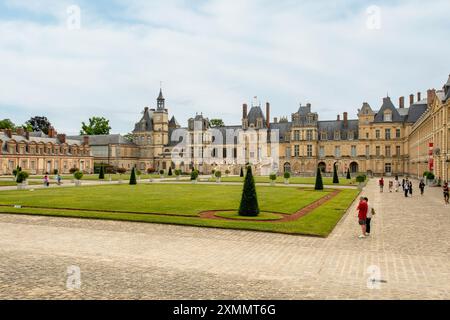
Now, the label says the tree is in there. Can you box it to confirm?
[80,117,111,135]
[123,133,134,142]
[315,167,324,190]
[346,168,351,179]
[240,167,244,177]
[168,167,173,176]
[129,167,137,185]
[238,166,260,216]
[209,119,224,127]
[99,165,105,180]
[0,119,15,130]
[26,116,52,134]
[333,163,339,184]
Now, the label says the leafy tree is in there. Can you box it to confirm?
[333,163,339,184]
[129,167,137,185]
[117,167,127,175]
[168,167,173,176]
[209,119,224,127]
[13,166,22,177]
[26,116,52,134]
[315,167,324,190]
[240,167,244,177]
[123,133,134,142]
[69,167,79,174]
[99,165,105,179]
[16,171,29,183]
[238,166,260,216]
[80,117,111,135]
[0,119,15,130]
[346,168,351,179]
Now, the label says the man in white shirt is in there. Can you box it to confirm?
[364,197,374,236]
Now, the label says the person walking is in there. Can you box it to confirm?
[364,197,375,236]
[443,182,449,205]
[394,179,399,192]
[409,181,413,196]
[379,177,384,193]
[43,175,50,187]
[404,179,409,197]
[57,174,62,186]
[356,197,368,239]
[401,178,405,191]
[419,179,425,196]
[388,180,393,192]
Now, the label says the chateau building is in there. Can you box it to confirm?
[59,75,450,179]
[0,127,93,175]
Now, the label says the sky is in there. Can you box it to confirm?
[0,0,449,135]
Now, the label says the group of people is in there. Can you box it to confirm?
[356,197,375,239]
[42,174,62,187]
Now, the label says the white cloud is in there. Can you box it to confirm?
[0,0,449,134]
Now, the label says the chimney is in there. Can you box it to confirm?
[399,96,404,108]
[48,126,56,138]
[83,135,89,146]
[417,92,421,102]
[57,133,66,144]
[337,114,340,121]
[427,89,436,107]
[242,103,248,119]
[4,129,12,138]
[266,102,270,128]
[274,117,278,124]
[16,127,24,136]
[343,112,348,128]
[25,131,29,140]
[409,94,414,106]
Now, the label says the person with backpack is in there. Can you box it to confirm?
[379,177,384,193]
[356,197,368,239]
[443,182,449,205]
[403,178,409,197]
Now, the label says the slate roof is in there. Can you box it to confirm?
[318,119,359,140]
[0,132,83,154]
[406,101,428,123]
[169,116,179,126]
[444,75,450,101]
[269,122,291,142]
[67,134,135,146]
[247,106,266,126]
[133,107,153,132]
[373,97,404,123]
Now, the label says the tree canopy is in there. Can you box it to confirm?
[80,117,111,135]
[26,116,52,134]
[0,119,15,130]
[209,119,224,127]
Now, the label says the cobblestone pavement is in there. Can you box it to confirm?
[0,179,449,299]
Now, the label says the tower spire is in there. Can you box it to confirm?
[157,84,165,111]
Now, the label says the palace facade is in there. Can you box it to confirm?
[0,128,94,175]
[41,74,450,180]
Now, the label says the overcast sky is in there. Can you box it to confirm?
[1,0,449,135]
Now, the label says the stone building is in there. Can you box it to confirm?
[67,75,450,179]
[0,127,93,175]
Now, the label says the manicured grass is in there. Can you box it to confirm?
[0,184,359,236]
[30,174,170,181]
[214,211,282,220]
[0,180,41,186]
[208,176,357,186]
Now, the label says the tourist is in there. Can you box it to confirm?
[409,181,413,196]
[388,180,393,192]
[443,182,449,205]
[394,179,399,192]
[356,197,368,239]
[57,174,62,186]
[43,175,50,187]
[419,179,425,195]
[364,197,374,236]
[401,178,405,191]
[404,179,409,197]
[379,177,384,193]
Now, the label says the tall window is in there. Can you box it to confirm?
[307,145,313,157]
[396,145,401,156]
[334,131,340,140]
[351,145,357,157]
[306,130,313,141]
[319,146,325,158]
[385,146,391,157]
[365,145,370,157]
[294,130,300,141]
[385,163,392,173]
[294,145,300,157]
[375,130,380,139]
[321,132,327,140]
[348,131,354,140]
[335,146,341,157]
[385,129,391,140]
[396,128,401,138]
[376,146,380,156]
[384,112,392,122]
[285,147,290,158]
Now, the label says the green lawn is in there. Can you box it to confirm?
[0,180,41,186]
[30,174,170,181]
[208,176,357,186]
[0,184,359,237]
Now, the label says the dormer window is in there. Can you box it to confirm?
[334,131,340,140]
[384,111,392,122]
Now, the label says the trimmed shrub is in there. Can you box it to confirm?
[117,167,126,175]
[168,167,173,176]
[147,167,155,174]
[240,167,244,177]
[174,169,181,176]
[315,167,324,190]
[99,165,105,179]
[346,168,351,179]
[129,167,137,185]
[73,171,83,180]
[69,167,79,174]
[190,169,199,180]
[283,172,291,179]
[269,173,277,181]
[332,164,339,184]
[215,170,222,178]
[426,172,435,180]
[225,169,230,175]
[16,171,29,183]
[238,166,260,216]
[356,175,366,183]
[53,169,59,175]
[159,169,164,175]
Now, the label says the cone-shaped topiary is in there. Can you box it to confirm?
[346,168,351,179]
[240,167,244,177]
[99,165,105,179]
[129,167,137,185]
[315,167,324,190]
[168,167,173,176]
[238,166,260,216]
[333,163,339,184]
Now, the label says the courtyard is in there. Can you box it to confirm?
[0,178,449,299]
